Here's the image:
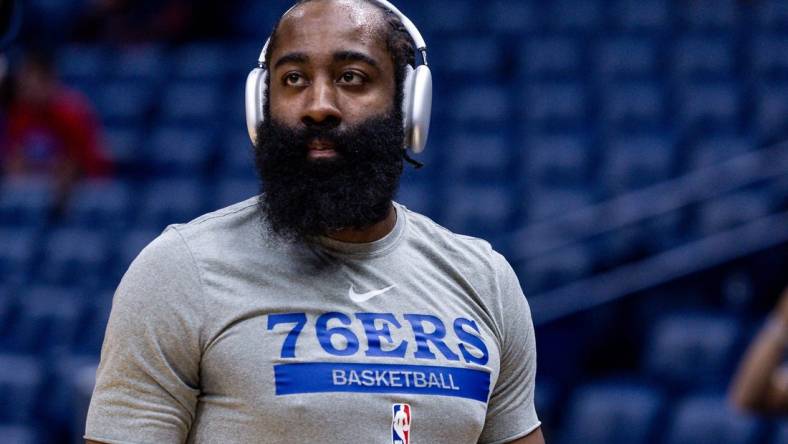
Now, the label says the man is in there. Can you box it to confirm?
[729,286,788,414]
[85,1,543,443]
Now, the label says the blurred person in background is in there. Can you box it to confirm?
[729,286,788,414]
[0,48,111,210]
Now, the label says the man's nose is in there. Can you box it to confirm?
[301,78,341,126]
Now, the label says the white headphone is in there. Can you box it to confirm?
[245,0,432,154]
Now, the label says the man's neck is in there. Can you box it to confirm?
[325,203,396,243]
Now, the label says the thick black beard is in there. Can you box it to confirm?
[253,112,404,243]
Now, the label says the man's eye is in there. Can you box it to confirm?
[284,73,306,86]
[338,71,365,85]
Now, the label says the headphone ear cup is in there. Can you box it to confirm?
[401,65,416,148]
[408,65,432,154]
[245,67,267,145]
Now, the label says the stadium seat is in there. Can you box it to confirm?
[753,1,788,30]
[593,37,659,80]
[421,0,477,33]
[523,186,594,223]
[485,0,540,34]
[443,185,513,238]
[159,81,222,124]
[221,129,256,179]
[644,312,742,392]
[0,229,37,286]
[677,82,741,131]
[521,82,587,130]
[612,0,670,30]
[74,294,114,356]
[559,382,664,444]
[450,86,511,127]
[0,178,54,228]
[519,36,582,80]
[677,0,738,31]
[666,395,763,444]
[57,45,106,82]
[214,179,259,210]
[103,125,144,171]
[601,133,675,194]
[172,43,232,80]
[0,354,43,423]
[0,425,37,444]
[672,35,735,81]
[752,34,788,80]
[772,421,788,444]
[525,133,590,187]
[94,80,156,125]
[396,182,434,218]
[688,134,755,169]
[110,45,166,82]
[447,131,512,182]
[137,179,206,229]
[147,126,216,176]
[518,244,592,292]
[63,179,133,231]
[549,0,603,31]
[39,229,109,288]
[696,191,773,236]
[755,82,788,140]
[438,37,503,79]
[600,82,665,130]
[12,286,84,353]
[72,362,99,444]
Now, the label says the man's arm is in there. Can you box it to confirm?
[509,426,545,444]
[728,288,788,414]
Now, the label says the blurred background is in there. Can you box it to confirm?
[1,0,788,443]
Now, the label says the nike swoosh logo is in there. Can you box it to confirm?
[348,284,396,303]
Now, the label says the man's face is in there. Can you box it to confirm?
[267,0,397,158]
[254,0,405,242]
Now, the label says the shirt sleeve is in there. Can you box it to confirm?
[85,227,204,444]
[478,252,540,444]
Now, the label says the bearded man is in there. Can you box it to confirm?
[85,1,543,443]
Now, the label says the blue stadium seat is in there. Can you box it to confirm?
[672,36,735,80]
[485,0,540,34]
[0,178,53,228]
[644,312,742,392]
[612,0,670,30]
[110,45,166,82]
[752,34,788,79]
[63,179,133,231]
[147,126,216,176]
[524,186,594,222]
[94,80,156,124]
[518,245,592,292]
[753,1,788,30]
[75,294,113,356]
[519,36,581,80]
[678,82,741,131]
[688,134,755,169]
[666,395,763,444]
[559,382,664,444]
[214,179,259,210]
[602,133,675,194]
[447,131,512,182]
[396,182,434,218]
[772,421,788,444]
[755,82,788,140]
[39,229,109,288]
[450,86,510,127]
[443,185,513,237]
[0,354,43,423]
[549,0,603,31]
[696,191,773,236]
[525,133,590,187]
[421,0,477,33]
[437,37,503,78]
[57,45,106,82]
[221,129,256,179]
[521,82,587,130]
[103,126,143,169]
[601,82,665,130]
[0,229,37,286]
[172,43,232,80]
[159,81,222,124]
[138,179,206,229]
[0,425,37,444]
[678,0,738,31]
[593,37,659,80]
[12,286,84,353]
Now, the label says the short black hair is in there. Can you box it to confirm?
[263,0,416,108]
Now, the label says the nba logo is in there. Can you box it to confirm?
[392,403,411,444]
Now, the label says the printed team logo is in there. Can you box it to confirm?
[392,403,411,444]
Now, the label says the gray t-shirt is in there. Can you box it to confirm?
[85,198,540,444]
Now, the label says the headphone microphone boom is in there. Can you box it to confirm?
[244,0,432,154]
